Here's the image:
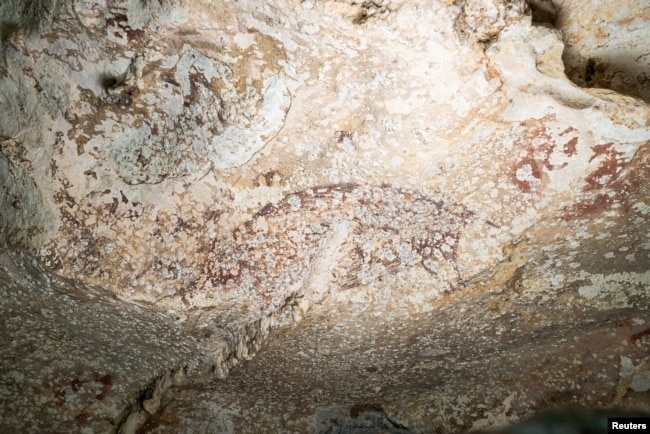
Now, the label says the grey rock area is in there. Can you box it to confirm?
[0,0,649,433]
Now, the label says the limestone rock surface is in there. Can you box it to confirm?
[0,0,648,432]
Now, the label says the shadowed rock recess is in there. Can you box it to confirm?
[0,0,648,432]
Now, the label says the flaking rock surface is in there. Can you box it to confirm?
[1,0,649,432]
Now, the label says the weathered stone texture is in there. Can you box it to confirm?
[0,0,648,432]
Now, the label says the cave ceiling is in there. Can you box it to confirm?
[0,0,649,433]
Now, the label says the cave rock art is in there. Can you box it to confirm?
[1,0,649,432]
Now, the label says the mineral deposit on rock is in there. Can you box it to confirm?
[1,0,648,432]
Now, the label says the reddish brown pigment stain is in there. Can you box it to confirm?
[629,327,650,343]
[584,143,626,191]
[559,126,577,136]
[512,153,542,193]
[54,388,67,406]
[561,193,612,220]
[617,141,648,182]
[589,143,615,162]
[583,156,620,190]
[189,184,474,313]
[94,373,113,400]
[76,373,113,424]
[561,141,649,220]
[563,137,578,156]
[51,371,114,409]
[512,116,574,193]
[105,13,144,41]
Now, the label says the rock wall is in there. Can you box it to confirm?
[1,0,648,432]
